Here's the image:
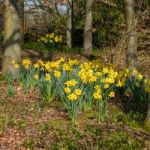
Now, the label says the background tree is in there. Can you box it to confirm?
[124,0,150,128]
[18,0,24,44]
[2,0,21,76]
[83,0,93,55]
[66,0,73,48]
[124,0,137,70]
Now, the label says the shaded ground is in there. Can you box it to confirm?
[0,80,150,150]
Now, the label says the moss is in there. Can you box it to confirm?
[100,131,144,150]
[0,73,4,81]
[78,110,97,121]
[16,119,28,131]
[0,116,5,133]
[48,119,68,128]
[139,122,150,133]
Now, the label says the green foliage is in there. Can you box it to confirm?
[4,71,14,85]
[7,85,16,97]
[22,42,44,51]
[117,70,150,121]
[127,75,149,105]
[100,131,144,150]
[18,60,39,92]
[16,119,28,131]
[72,0,124,48]
[34,122,144,149]
[4,72,16,97]
[93,3,124,48]
[23,0,125,50]
[38,75,55,102]
[57,78,84,123]
[8,58,150,124]
[0,115,16,131]
[24,136,34,149]
[0,116,5,133]
[37,33,63,51]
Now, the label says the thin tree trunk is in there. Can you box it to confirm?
[2,0,21,76]
[83,0,93,56]
[66,0,73,48]
[124,0,137,70]
[18,0,24,44]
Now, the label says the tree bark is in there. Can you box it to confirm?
[83,0,93,56]
[18,0,24,44]
[66,0,73,48]
[2,0,21,76]
[124,0,137,70]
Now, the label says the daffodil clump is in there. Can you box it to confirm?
[62,79,83,123]
[37,33,63,50]
[38,73,56,102]
[126,69,150,113]
[10,58,150,123]
[11,59,39,92]
[4,71,16,97]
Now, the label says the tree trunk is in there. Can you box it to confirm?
[66,0,73,48]
[18,0,24,44]
[2,0,21,76]
[83,0,93,56]
[124,0,137,70]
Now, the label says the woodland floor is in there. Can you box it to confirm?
[0,80,150,149]
[0,49,150,149]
